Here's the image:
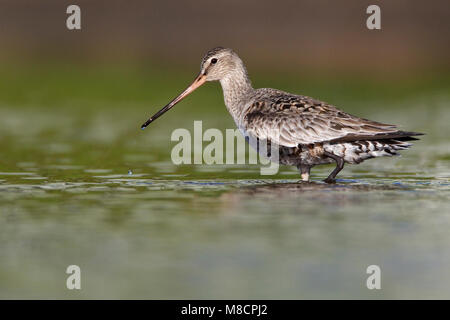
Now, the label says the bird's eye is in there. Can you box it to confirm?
[211,58,218,64]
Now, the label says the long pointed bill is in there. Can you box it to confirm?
[141,73,206,129]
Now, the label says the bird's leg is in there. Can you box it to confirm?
[297,165,311,182]
[323,151,344,184]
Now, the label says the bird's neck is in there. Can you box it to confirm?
[219,63,254,120]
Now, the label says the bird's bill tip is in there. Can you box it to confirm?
[140,73,206,130]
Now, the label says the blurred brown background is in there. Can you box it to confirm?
[0,0,449,74]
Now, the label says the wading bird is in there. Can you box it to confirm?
[141,47,422,183]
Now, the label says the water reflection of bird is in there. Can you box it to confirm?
[141,47,423,183]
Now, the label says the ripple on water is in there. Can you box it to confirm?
[0,172,36,176]
[21,176,48,180]
[44,165,84,170]
[93,174,148,179]
[16,162,36,168]
[84,169,113,174]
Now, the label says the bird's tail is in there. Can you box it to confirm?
[324,132,423,164]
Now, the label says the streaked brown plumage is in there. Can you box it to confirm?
[141,47,423,183]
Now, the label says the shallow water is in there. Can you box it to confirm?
[0,70,449,298]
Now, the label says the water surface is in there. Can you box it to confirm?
[0,67,449,298]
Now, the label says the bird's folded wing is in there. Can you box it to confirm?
[243,102,399,147]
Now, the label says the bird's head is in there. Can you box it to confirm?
[199,47,241,81]
[141,47,242,129]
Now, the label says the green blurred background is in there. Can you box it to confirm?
[1,0,449,103]
[0,0,449,299]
